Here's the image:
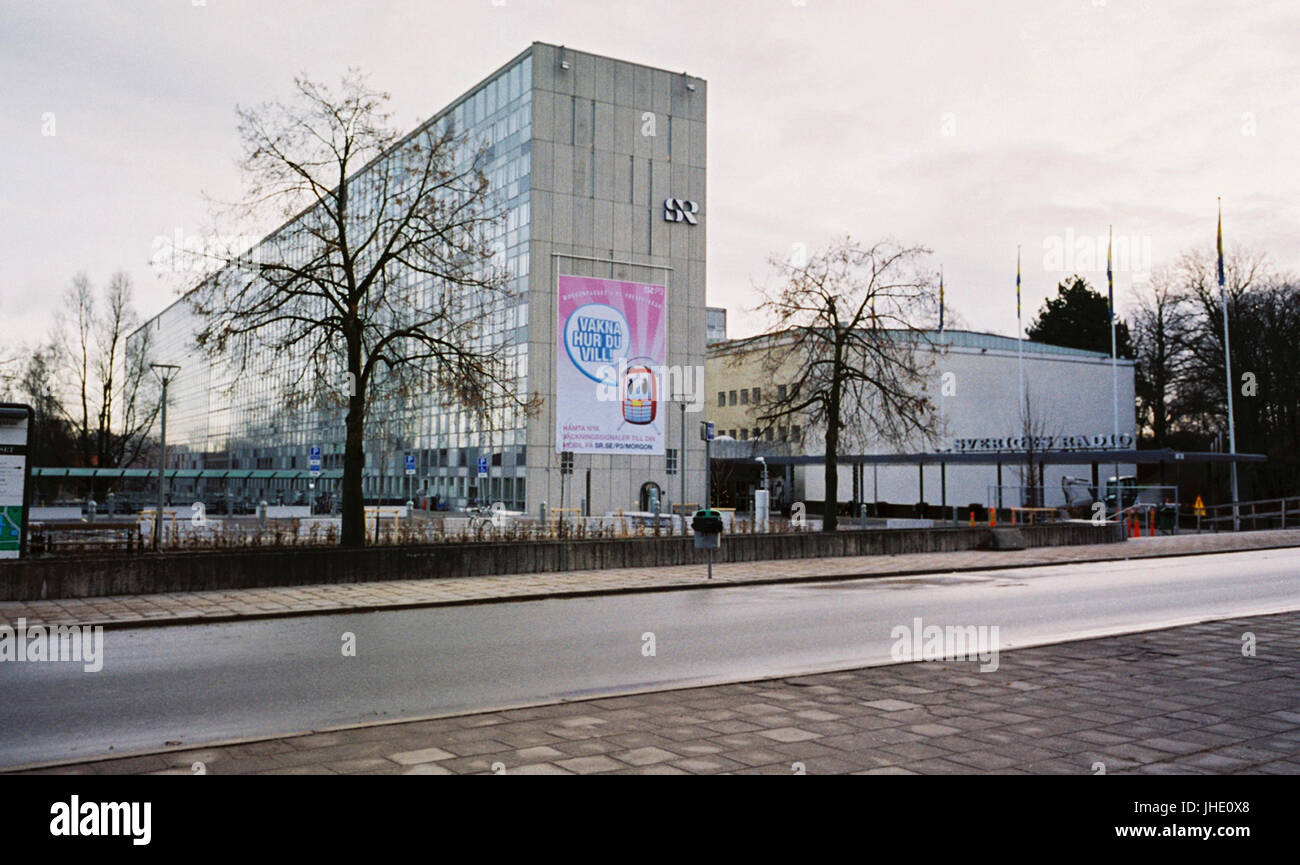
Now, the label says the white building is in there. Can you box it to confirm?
[707,329,1137,512]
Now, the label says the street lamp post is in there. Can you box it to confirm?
[678,400,687,533]
[150,364,180,552]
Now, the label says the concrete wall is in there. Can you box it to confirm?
[525,43,709,518]
[0,522,1122,602]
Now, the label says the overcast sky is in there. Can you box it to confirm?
[3,0,1297,353]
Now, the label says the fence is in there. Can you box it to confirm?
[1,522,1126,602]
[1198,496,1300,531]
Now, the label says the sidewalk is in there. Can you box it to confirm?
[19,610,1300,775]
[3,529,1298,631]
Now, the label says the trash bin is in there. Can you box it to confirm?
[691,509,724,549]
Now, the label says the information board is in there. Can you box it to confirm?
[0,404,33,559]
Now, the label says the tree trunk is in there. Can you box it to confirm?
[342,400,366,546]
[823,389,840,533]
[341,333,366,547]
[823,435,839,532]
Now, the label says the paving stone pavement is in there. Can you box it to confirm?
[3,529,1298,631]
[18,611,1300,775]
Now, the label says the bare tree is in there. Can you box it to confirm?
[189,71,535,547]
[751,237,939,531]
[1130,269,1193,446]
[0,349,19,401]
[1014,387,1063,509]
[1170,245,1268,443]
[44,272,157,482]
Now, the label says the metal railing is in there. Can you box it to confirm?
[1198,496,1300,531]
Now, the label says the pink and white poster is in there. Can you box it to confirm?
[556,275,666,455]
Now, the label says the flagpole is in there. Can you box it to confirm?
[1016,246,1024,421]
[1016,246,1026,509]
[1219,197,1240,530]
[1109,226,1119,519]
[939,265,946,510]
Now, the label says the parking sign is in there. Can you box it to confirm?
[477,456,489,478]
[309,445,321,477]
[405,453,416,476]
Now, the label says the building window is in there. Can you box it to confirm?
[666,448,678,475]
[752,387,761,403]
[791,425,801,441]
[779,426,788,442]
[752,428,760,441]
[777,384,787,401]
[739,429,748,441]
[728,390,737,406]
[740,389,749,405]
[717,392,726,407]
[765,428,774,442]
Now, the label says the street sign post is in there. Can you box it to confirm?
[692,508,724,580]
[0,403,34,560]
[405,453,417,509]
[699,422,714,516]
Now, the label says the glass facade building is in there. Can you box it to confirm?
[131,44,708,515]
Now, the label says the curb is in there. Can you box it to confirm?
[11,534,1300,633]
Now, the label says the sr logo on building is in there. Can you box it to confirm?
[663,198,699,224]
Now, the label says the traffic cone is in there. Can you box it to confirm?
[969,510,975,527]
[990,508,997,527]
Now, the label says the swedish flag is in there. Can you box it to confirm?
[1107,225,1114,322]
[938,267,945,332]
[1217,197,1225,287]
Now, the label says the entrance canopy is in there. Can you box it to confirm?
[716,448,1266,466]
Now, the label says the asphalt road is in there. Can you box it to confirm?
[2,547,1298,769]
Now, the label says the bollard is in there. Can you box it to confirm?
[990,507,997,528]
[406,500,415,532]
[257,500,268,531]
[87,498,97,524]
[1009,507,1016,526]
[968,509,975,527]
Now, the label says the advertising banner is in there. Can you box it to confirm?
[556,275,666,455]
